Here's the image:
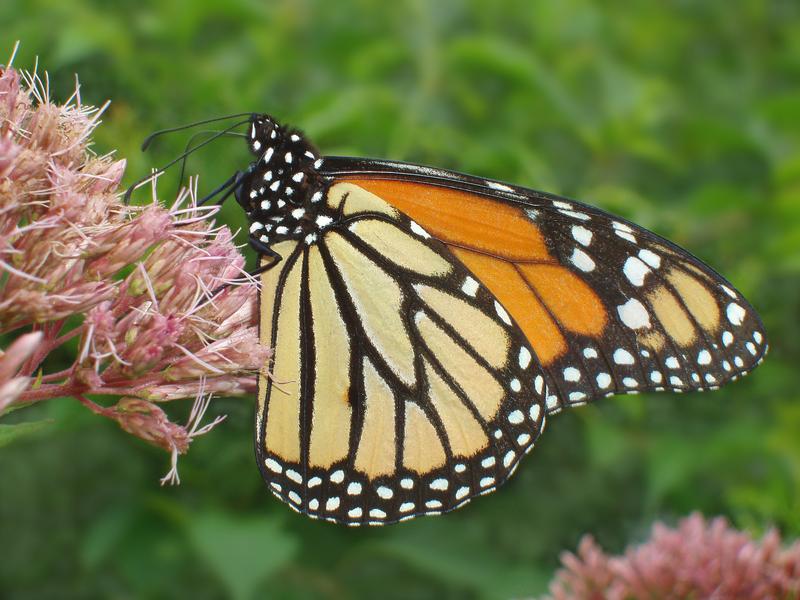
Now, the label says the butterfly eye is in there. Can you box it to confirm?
[233,170,252,209]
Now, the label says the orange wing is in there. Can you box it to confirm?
[339,177,766,413]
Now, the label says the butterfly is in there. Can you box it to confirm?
[222,114,767,526]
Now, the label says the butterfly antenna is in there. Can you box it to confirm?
[176,129,247,195]
[124,118,250,204]
[141,112,254,152]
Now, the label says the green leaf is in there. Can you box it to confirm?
[0,420,52,449]
[185,511,298,600]
[374,523,550,599]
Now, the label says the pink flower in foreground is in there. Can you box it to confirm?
[544,513,800,600]
[0,60,269,481]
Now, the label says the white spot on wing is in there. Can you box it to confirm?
[613,221,633,233]
[596,373,612,389]
[487,181,514,192]
[570,247,596,272]
[571,225,593,246]
[613,348,635,365]
[727,303,746,326]
[559,209,591,221]
[461,276,479,297]
[617,298,651,330]
[638,249,661,269]
[494,301,512,325]
[623,256,650,286]
[409,221,431,239]
[508,410,524,424]
[697,350,712,365]
[519,347,532,369]
[264,458,282,473]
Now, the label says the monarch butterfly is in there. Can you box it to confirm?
[176,114,767,526]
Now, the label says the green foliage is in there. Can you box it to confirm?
[0,420,52,449]
[1,1,798,598]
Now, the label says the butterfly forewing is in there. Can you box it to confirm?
[319,163,767,415]
[256,183,547,525]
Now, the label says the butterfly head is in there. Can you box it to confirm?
[238,114,331,251]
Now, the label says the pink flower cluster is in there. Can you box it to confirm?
[0,60,268,482]
[545,513,800,599]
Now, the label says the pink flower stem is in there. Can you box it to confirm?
[17,320,68,377]
[75,393,114,418]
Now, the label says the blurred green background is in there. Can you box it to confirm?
[2,1,799,598]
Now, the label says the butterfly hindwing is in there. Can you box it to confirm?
[255,183,548,525]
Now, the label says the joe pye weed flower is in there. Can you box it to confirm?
[0,54,268,483]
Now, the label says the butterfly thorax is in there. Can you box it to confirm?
[237,114,333,249]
